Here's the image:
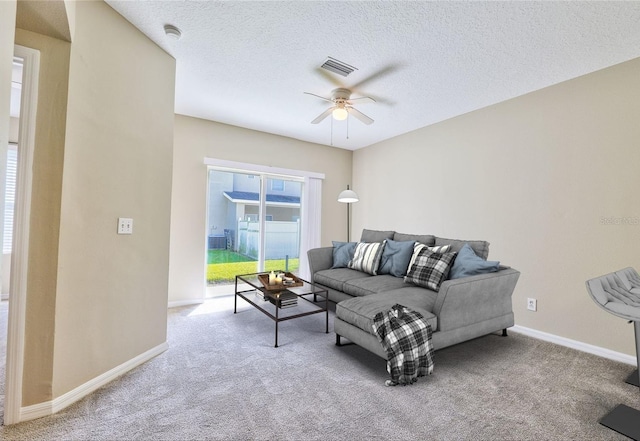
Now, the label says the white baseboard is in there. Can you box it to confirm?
[511,325,637,367]
[19,400,51,423]
[19,341,168,423]
[168,299,204,309]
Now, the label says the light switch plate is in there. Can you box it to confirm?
[118,218,133,235]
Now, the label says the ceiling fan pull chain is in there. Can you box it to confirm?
[347,115,350,139]
[330,116,334,146]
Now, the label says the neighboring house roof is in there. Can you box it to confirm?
[223,191,300,205]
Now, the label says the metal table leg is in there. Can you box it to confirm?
[234,276,238,313]
[275,298,279,348]
[325,292,329,333]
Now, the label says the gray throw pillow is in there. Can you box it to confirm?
[393,233,436,246]
[434,236,490,260]
[360,229,395,243]
[449,243,500,279]
[331,241,357,268]
[378,239,416,277]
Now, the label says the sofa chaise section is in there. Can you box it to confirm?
[334,268,520,358]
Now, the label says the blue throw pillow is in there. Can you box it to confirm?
[332,241,357,268]
[449,243,500,279]
[378,239,416,277]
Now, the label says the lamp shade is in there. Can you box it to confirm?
[338,189,359,203]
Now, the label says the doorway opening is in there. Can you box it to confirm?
[0,55,22,424]
[2,59,20,302]
[3,44,39,425]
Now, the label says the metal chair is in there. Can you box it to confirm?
[586,267,640,440]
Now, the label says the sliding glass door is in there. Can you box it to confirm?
[206,169,303,288]
[263,177,301,274]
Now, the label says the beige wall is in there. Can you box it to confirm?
[353,57,640,357]
[9,0,175,408]
[169,115,352,304]
[52,1,175,398]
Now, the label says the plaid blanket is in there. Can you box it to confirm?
[372,304,434,386]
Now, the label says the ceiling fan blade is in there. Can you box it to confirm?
[348,96,376,104]
[311,107,335,124]
[347,107,374,125]
[365,95,395,106]
[303,91,333,103]
[314,67,344,87]
[350,64,398,90]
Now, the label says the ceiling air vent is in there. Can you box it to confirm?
[320,57,357,77]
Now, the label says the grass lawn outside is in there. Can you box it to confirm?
[207,249,253,264]
[206,249,300,284]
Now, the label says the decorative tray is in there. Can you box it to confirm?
[258,272,303,291]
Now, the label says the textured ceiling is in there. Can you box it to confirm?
[105,1,640,150]
[16,0,71,42]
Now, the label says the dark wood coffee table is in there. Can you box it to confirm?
[234,272,329,347]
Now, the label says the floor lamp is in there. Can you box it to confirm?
[337,185,359,242]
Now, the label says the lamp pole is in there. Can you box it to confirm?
[346,198,351,242]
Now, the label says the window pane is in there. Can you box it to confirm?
[206,169,259,286]
[271,179,285,192]
[264,177,301,275]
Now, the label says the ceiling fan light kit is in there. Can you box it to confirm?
[304,87,375,125]
[332,107,348,121]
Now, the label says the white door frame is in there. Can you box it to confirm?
[4,44,39,426]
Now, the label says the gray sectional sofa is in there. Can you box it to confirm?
[307,229,521,360]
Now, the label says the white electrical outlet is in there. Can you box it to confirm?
[117,218,133,235]
[527,298,537,312]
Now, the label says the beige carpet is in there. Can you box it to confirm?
[0,296,638,440]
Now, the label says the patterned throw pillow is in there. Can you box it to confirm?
[406,243,451,275]
[405,248,457,291]
[348,241,386,275]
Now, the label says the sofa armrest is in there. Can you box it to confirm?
[433,268,521,332]
[307,247,334,278]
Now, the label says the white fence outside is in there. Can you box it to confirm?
[237,220,300,260]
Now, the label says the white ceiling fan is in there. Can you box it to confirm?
[304,88,376,125]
